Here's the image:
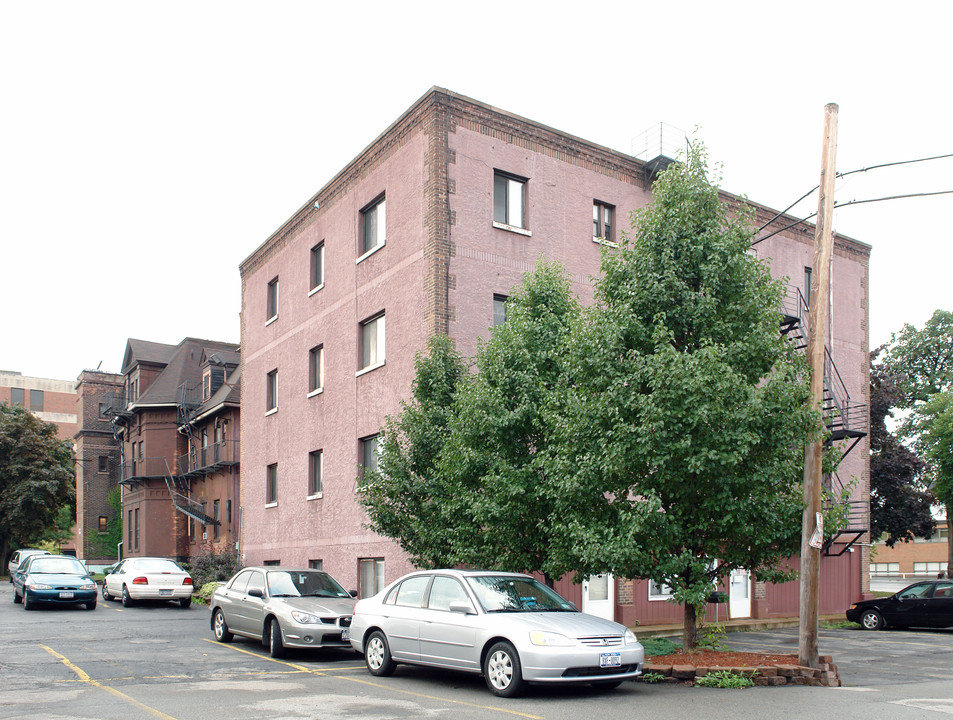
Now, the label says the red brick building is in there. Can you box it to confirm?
[239,88,870,624]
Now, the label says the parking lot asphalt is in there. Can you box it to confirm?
[3,582,953,720]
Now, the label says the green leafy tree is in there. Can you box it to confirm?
[556,144,822,648]
[87,486,123,559]
[869,350,934,546]
[438,261,580,585]
[0,403,76,568]
[883,310,953,403]
[360,334,469,568]
[908,392,953,576]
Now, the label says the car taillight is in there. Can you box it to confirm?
[132,576,149,585]
[183,577,193,586]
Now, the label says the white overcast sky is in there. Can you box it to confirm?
[2,1,950,380]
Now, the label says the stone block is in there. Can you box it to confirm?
[790,676,808,685]
[694,667,710,677]
[672,664,696,679]
[776,664,799,677]
[754,676,770,686]
[798,666,819,678]
[768,676,787,686]
[819,655,833,663]
[756,666,778,677]
[644,664,671,676]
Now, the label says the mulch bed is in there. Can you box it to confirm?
[649,650,799,667]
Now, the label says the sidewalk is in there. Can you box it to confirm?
[634,613,846,637]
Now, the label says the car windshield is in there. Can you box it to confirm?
[28,557,87,575]
[266,570,350,598]
[134,559,184,573]
[466,575,576,613]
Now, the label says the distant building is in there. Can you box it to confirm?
[871,516,950,578]
[0,370,78,440]
[239,88,870,623]
[103,338,240,562]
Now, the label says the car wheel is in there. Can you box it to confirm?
[102,584,112,601]
[179,596,191,609]
[121,586,135,608]
[212,609,234,642]
[484,641,525,698]
[861,609,884,630]
[13,588,22,604]
[85,599,97,611]
[364,630,397,677]
[591,679,623,690]
[267,617,288,658]
[23,591,36,611]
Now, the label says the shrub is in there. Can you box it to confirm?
[189,544,242,590]
[695,670,755,689]
[641,636,681,657]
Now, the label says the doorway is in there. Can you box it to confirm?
[729,567,751,618]
[582,573,614,621]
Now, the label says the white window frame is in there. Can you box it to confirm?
[493,171,530,235]
[648,579,674,601]
[358,195,386,262]
[359,434,379,487]
[265,463,278,507]
[592,200,617,247]
[309,241,325,295]
[308,345,324,396]
[357,313,385,375]
[266,276,279,324]
[307,449,323,499]
[265,369,278,414]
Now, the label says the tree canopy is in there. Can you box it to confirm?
[0,403,75,566]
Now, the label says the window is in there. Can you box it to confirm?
[134,508,140,551]
[310,241,325,292]
[308,345,324,394]
[97,456,108,473]
[593,201,614,243]
[309,559,323,570]
[870,562,900,576]
[394,576,430,607]
[128,510,133,546]
[266,276,279,322]
[99,402,109,418]
[213,499,220,540]
[266,463,278,505]
[360,435,379,484]
[360,195,386,257]
[359,558,385,597]
[914,562,945,575]
[308,449,323,497]
[428,576,469,611]
[648,579,673,600]
[98,516,108,533]
[359,314,385,372]
[10,388,24,406]
[493,171,526,230]
[29,389,43,411]
[226,499,232,524]
[493,294,508,326]
[202,369,211,401]
[266,369,278,413]
[804,266,812,308]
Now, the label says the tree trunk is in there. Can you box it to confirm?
[683,603,698,650]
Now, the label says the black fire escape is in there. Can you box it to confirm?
[780,285,869,555]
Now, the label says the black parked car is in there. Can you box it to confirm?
[847,580,953,630]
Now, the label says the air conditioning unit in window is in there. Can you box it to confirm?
[202,532,207,541]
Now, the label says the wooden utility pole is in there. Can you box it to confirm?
[799,103,838,668]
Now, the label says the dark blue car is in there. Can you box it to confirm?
[12,555,97,611]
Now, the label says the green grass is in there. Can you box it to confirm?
[695,670,755,688]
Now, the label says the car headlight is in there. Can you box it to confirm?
[624,629,639,645]
[290,611,322,624]
[82,583,96,591]
[529,630,574,647]
[28,583,53,590]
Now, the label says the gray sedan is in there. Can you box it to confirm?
[349,569,644,697]
[209,567,355,657]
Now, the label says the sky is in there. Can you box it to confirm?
[2,1,950,381]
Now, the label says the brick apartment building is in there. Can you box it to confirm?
[103,338,241,562]
[1,370,79,440]
[238,88,871,625]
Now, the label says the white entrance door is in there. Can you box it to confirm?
[582,573,614,621]
[729,568,751,619]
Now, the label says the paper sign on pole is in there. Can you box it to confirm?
[809,512,824,550]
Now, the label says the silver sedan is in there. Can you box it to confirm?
[349,569,644,697]
[209,567,356,658]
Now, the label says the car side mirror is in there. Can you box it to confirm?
[349,590,358,598]
[248,588,264,599]
[448,601,476,615]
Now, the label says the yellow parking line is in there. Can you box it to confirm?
[203,639,543,719]
[39,645,179,720]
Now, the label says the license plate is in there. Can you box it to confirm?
[59,591,74,599]
[341,629,349,641]
[159,589,173,597]
[599,652,621,668]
